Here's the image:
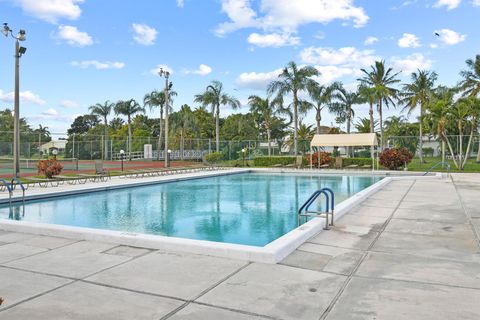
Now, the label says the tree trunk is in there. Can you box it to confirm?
[459,122,463,170]
[127,116,132,161]
[378,100,384,150]
[157,105,163,160]
[293,92,298,155]
[267,128,271,156]
[316,107,321,134]
[346,107,351,157]
[462,126,474,169]
[369,102,374,159]
[104,117,108,160]
[215,104,220,153]
[180,130,184,160]
[419,105,424,163]
[476,134,480,163]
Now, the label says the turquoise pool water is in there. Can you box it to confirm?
[0,173,381,246]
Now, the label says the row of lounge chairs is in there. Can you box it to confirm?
[16,164,224,188]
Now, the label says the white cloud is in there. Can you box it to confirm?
[28,109,76,123]
[150,64,173,76]
[364,36,378,45]
[0,89,46,105]
[215,0,369,37]
[59,99,78,108]
[473,0,480,6]
[184,64,212,76]
[176,0,184,7]
[397,33,421,48]
[132,23,158,46]
[300,46,378,67]
[247,32,300,48]
[71,60,125,69]
[43,108,58,116]
[391,53,433,74]
[13,0,84,23]
[433,0,461,10]
[236,68,283,90]
[434,28,466,45]
[430,43,438,49]
[56,25,92,47]
[314,66,354,85]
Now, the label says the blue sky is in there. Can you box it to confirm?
[0,0,478,134]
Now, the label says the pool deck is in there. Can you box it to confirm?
[0,172,479,319]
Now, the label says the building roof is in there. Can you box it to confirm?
[311,133,378,147]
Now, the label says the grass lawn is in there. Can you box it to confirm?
[407,157,480,173]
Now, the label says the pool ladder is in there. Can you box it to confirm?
[0,178,26,218]
[298,187,334,230]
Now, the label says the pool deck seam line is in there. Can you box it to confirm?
[451,175,480,243]
[318,179,416,320]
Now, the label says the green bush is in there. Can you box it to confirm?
[422,147,434,157]
[204,152,224,163]
[342,158,373,167]
[354,150,372,158]
[253,156,306,167]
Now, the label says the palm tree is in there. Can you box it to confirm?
[400,70,437,163]
[458,55,480,162]
[306,81,342,134]
[330,87,362,156]
[89,100,114,160]
[267,61,319,155]
[170,104,197,160]
[248,95,284,156]
[143,89,177,160]
[114,99,145,160]
[358,60,401,149]
[355,118,378,133]
[194,80,240,152]
[287,121,315,154]
[35,124,50,156]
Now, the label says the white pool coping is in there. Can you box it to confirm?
[0,169,444,263]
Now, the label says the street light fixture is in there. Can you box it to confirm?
[119,149,125,171]
[3,23,27,178]
[241,148,246,167]
[158,68,171,168]
[167,149,171,167]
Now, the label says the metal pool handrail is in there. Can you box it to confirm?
[423,161,451,177]
[298,187,335,230]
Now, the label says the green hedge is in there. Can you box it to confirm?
[253,156,306,167]
[204,152,224,163]
[342,158,373,167]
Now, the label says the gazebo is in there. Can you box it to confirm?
[310,133,378,169]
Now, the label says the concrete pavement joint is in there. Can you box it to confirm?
[318,179,416,320]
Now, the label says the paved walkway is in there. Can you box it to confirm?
[0,174,479,319]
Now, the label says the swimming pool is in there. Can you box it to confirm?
[0,172,381,246]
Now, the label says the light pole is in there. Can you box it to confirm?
[167,149,171,167]
[52,149,58,160]
[158,68,171,168]
[2,23,26,178]
[120,149,125,171]
[241,148,246,167]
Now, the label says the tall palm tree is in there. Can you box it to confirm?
[355,118,378,133]
[268,61,319,155]
[358,60,401,149]
[248,95,284,156]
[89,100,114,160]
[114,99,145,160]
[458,55,480,162]
[194,80,240,152]
[170,104,198,160]
[400,70,438,163]
[330,87,362,156]
[143,89,177,160]
[306,81,342,134]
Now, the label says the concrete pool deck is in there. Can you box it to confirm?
[0,173,479,319]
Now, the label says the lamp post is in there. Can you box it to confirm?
[167,149,171,167]
[241,148,246,167]
[2,23,26,178]
[52,149,58,160]
[120,149,125,171]
[158,68,171,168]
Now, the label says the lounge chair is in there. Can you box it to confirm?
[24,177,59,188]
[78,160,111,182]
[319,163,330,168]
[345,164,359,169]
[52,175,88,185]
[271,163,284,167]
[361,164,372,169]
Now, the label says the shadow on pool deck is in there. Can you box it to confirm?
[0,173,479,319]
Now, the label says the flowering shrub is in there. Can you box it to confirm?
[309,152,332,167]
[379,148,413,170]
[37,160,63,178]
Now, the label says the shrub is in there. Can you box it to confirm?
[308,152,332,167]
[204,152,224,164]
[422,147,434,157]
[342,158,374,167]
[253,156,307,167]
[354,150,372,158]
[379,148,413,170]
[37,159,63,178]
